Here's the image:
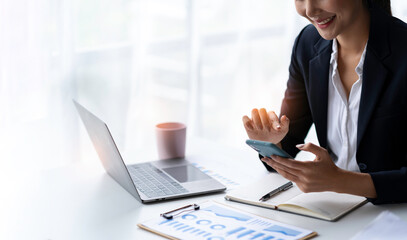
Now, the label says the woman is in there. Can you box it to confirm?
[242,0,407,204]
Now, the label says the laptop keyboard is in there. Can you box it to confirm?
[128,163,188,198]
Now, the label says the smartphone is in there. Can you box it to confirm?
[246,139,293,158]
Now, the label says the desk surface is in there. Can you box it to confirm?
[2,138,407,240]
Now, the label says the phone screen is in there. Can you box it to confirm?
[246,139,293,158]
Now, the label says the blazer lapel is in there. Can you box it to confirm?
[357,49,388,149]
[308,39,332,148]
[357,6,390,149]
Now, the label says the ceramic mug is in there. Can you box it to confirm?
[155,122,186,160]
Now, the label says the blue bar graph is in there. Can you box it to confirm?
[174,223,184,228]
[203,233,212,237]
[196,230,206,236]
[250,233,265,239]
[176,225,189,231]
[227,227,246,236]
[237,230,255,238]
[263,236,275,240]
[167,221,178,226]
[190,229,200,234]
[182,227,195,232]
[158,219,172,225]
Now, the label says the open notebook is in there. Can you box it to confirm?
[225,173,367,221]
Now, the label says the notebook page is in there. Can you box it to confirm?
[225,173,302,207]
[278,191,366,221]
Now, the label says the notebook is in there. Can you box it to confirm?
[225,173,367,221]
[138,200,317,240]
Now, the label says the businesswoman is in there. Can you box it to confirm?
[242,0,407,204]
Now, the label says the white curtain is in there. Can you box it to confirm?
[0,0,78,171]
[1,0,406,171]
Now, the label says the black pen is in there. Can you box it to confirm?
[259,181,293,202]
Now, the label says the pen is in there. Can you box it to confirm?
[259,181,293,202]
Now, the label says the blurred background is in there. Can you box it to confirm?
[1,0,407,172]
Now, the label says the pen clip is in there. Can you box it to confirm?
[160,204,200,219]
[282,184,293,191]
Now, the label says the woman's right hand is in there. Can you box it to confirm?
[242,108,289,144]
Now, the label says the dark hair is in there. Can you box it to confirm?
[368,0,392,15]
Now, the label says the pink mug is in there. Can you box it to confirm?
[155,122,187,160]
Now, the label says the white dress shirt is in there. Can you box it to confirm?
[326,39,367,172]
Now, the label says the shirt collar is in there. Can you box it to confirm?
[356,44,367,75]
[330,39,338,65]
[330,38,367,76]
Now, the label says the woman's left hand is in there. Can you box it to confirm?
[262,143,342,193]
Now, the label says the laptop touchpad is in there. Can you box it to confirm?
[162,165,211,183]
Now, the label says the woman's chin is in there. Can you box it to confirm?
[316,29,337,41]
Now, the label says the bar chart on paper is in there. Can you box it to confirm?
[138,201,316,240]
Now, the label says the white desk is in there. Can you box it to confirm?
[2,138,407,240]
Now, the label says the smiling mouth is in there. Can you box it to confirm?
[316,16,336,25]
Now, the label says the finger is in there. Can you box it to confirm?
[242,115,254,130]
[259,108,271,131]
[296,143,327,159]
[268,155,305,172]
[266,163,300,182]
[276,169,300,182]
[268,111,280,130]
[280,115,290,130]
[262,157,301,181]
[251,109,263,130]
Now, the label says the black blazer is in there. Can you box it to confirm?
[270,2,407,204]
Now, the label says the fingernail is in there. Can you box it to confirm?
[296,144,304,149]
[276,125,281,129]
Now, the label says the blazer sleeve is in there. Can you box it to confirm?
[279,27,314,158]
[259,26,314,171]
[368,166,407,204]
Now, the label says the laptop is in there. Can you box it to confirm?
[73,100,226,203]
